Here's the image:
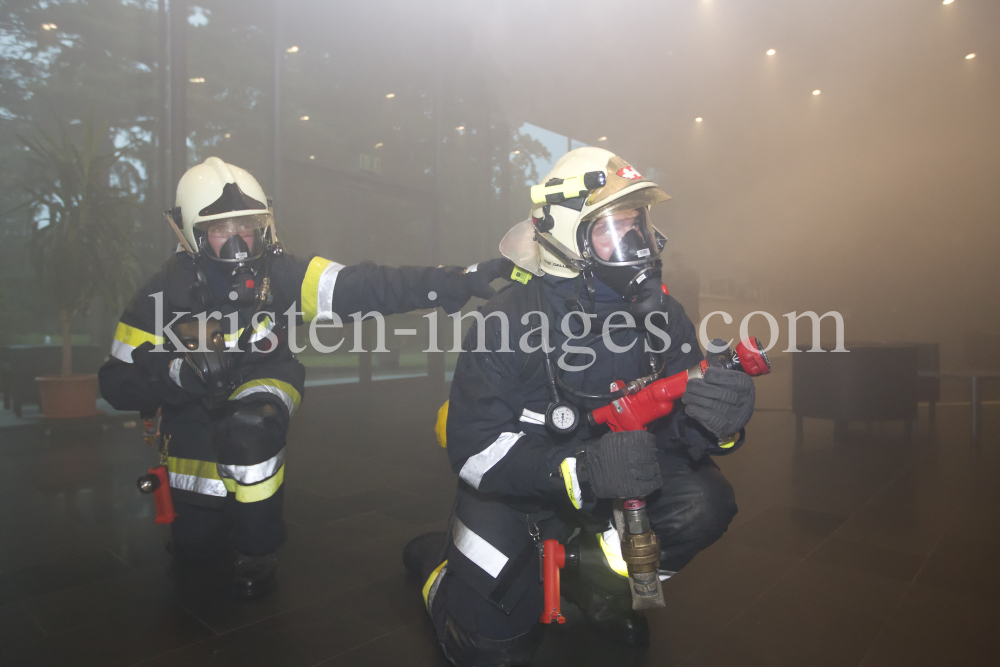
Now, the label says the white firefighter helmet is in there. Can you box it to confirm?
[173,157,272,259]
[500,147,671,277]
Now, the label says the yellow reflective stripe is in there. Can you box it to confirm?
[422,559,448,609]
[718,434,738,449]
[435,401,449,448]
[560,458,582,510]
[167,456,221,480]
[301,256,333,322]
[114,321,164,347]
[230,378,302,415]
[232,464,284,503]
[598,530,630,578]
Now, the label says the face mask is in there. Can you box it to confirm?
[592,264,669,329]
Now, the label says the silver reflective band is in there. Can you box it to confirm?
[658,569,676,582]
[466,263,479,273]
[217,447,286,485]
[459,431,524,489]
[426,564,447,611]
[519,408,545,425]
[315,261,345,322]
[110,339,136,363]
[230,383,297,416]
[453,517,508,578]
[168,471,227,497]
[169,358,184,388]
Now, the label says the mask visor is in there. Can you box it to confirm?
[585,208,661,267]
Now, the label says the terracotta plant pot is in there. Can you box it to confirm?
[35,374,102,419]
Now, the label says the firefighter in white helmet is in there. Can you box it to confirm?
[404,147,755,663]
[99,157,510,599]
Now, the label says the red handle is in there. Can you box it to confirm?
[150,466,178,524]
[540,539,566,624]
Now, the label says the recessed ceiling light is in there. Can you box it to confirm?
[375,142,383,148]
[385,93,395,99]
[224,132,231,139]
[766,49,776,56]
[597,136,607,141]
[189,77,205,83]
[286,46,299,53]
[695,117,703,122]
[300,115,309,121]
[42,23,57,30]
[510,150,520,155]
[943,0,954,5]
[309,155,315,160]
[812,89,821,95]
[456,125,465,131]
[966,53,976,59]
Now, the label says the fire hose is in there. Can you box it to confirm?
[540,337,771,620]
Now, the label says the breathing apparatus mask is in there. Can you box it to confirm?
[192,213,271,305]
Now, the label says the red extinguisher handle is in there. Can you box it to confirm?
[149,466,177,524]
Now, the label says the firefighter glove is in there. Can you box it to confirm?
[465,257,515,301]
[580,430,661,499]
[131,342,205,398]
[683,367,755,439]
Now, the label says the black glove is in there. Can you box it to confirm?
[465,257,515,301]
[131,341,205,399]
[578,431,661,499]
[683,367,755,439]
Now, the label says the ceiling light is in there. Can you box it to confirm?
[510,150,520,155]
[385,93,395,99]
[695,117,703,122]
[286,46,299,53]
[597,136,607,141]
[224,132,231,139]
[309,155,315,160]
[456,125,465,131]
[812,89,821,95]
[300,115,309,121]
[42,23,57,30]
[189,77,205,83]
[766,49,776,56]
[943,0,954,5]
[375,142,383,148]
[965,53,976,59]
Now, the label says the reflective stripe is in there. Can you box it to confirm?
[465,263,479,273]
[422,560,448,611]
[453,518,508,578]
[230,378,302,416]
[301,256,345,322]
[218,447,286,485]
[223,315,275,348]
[598,526,630,578]
[110,321,164,363]
[560,457,583,510]
[519,408,545,425]
[232,464,285,503]
[658,569,676,582]
[458,432,523,489]
[718,434,738,449]
[166,456,284,502]
[168,358,184,387]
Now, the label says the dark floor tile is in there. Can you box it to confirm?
[810,536,926,583]
[726,505,847,559]
[283,485,357,527]
[915,533,1000,606]
[859,585,1000,667]
[710,576,886,667]
[767,558,909,620]
[318,619,450,667]
[0,549,131,605]
[681,632,783,667]
[136,596,387,667]
[17,604,214,667]
[0,601,46,648]
[326,571,428,633]
[374,493,454,526]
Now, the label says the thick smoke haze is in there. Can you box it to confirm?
[461,0,999,366]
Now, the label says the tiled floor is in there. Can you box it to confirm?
[1,379,997,666]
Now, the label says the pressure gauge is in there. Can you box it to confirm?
[546,402,580,435]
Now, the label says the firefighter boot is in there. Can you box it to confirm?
[232,551,278,599]
[560,530,650,647]
[404,531,448,583]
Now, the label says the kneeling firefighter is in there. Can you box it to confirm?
[100,157,509,598]
[404,147,756,665]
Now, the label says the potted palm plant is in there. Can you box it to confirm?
[16,117,139,418]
